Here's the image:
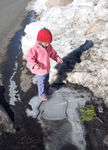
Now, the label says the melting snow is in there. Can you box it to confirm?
[22,0,108,84]
[9,61,21,105]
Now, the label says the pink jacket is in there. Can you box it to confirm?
[26,43,61,75]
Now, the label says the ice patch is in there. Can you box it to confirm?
[9,61,21,106]
[42,92,67,120]
[26,87,93,150]
[26,96,42,118]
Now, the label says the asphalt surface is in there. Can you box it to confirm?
[0,0,30,84]
[0,0,29,49]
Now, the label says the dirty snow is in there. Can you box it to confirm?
[22,0,108,84]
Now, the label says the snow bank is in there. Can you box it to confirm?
[22,0,107,78]
[26,0,47,14]
[22,0,108,101]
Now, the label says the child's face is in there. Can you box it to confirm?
[41,42,50,47]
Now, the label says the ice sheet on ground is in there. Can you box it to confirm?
[26,96,41,118]
[9,62,21,105]
[26,87,93,150]
[42,92,68,120]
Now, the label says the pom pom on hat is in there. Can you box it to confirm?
[37,27,52,43]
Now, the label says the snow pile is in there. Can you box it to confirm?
[26,0,47,14]
[22,0,108,101]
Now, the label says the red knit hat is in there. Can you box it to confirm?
[37,27,52,43]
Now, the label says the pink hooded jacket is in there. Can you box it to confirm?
[26,43,61,75]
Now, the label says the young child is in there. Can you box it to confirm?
[26,27,63,101]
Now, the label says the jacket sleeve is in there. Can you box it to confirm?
[26,47,38,69]
[49,45,61,62]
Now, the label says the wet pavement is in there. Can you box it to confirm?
[0,0,30,85]
[0,11,45,150]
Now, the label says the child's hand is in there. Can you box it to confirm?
[34,64,40,70]
[58,58,63,64]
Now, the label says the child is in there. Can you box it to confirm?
[26,27,63,101]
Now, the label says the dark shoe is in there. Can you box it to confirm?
[47,90,53,95]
